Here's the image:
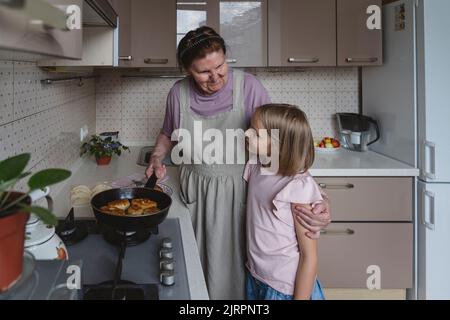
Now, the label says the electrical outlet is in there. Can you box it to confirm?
[80,125,89,142]
[82,125,88,140]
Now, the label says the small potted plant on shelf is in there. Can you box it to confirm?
[81,134,130,166]
[0,153,71,293]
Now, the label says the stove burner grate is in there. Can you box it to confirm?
[83,281,158,300]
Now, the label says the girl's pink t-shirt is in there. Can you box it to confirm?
[243,163,323,295]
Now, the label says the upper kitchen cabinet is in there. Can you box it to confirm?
[0,0,83,60]
[268,0,336,67]
[110,0,132,67]
[130,0,177,68]
[337,0,382,66]
[176,0,267,67]
[38,0,119,67]
[216,0,267,67]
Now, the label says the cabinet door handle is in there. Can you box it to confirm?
[119,56,132,61]
[423,140,436,180]
[321,228,355,236]
[345,57,378,63]
[226,59,237,64]
[144,58,169,64]
[421,189,435,230]
[318,183,354,190]
[288,58,319,63]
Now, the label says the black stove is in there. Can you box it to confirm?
[1,217,190,300]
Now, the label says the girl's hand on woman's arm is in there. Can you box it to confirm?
[293,206,318,300]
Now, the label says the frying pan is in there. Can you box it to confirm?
[90,173,172,232]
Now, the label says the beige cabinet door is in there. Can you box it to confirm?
[315,177,413,221]
[318,223,413,289]
[130,0,177,67]
[268,0,336,67]
[110,0,132,67]
[337,0,382,66]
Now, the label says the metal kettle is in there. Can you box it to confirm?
[336,113,380,152]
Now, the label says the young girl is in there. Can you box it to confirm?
[244,104,325,300]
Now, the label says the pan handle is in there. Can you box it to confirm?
[145,173,158,189]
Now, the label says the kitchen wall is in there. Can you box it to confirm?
[95,67,359,144]
[0,59,96,192]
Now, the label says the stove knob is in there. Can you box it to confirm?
[161,237,173,249]
[160,248,174,259]
[160,258,175,271]
[160,270,175,286]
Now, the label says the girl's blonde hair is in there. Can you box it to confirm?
[253,104,315,176]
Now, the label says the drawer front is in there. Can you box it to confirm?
[315,177,412,221]
[318,223,413,289]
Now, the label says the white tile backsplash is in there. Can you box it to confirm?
[95,67,359,144]
[0,60,96,176]
[0,61,14,125]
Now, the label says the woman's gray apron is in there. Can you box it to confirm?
[178,70,247,300]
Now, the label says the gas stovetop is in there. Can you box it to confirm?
[1,218,191,300]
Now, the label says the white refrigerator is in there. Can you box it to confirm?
[362,0,450,299]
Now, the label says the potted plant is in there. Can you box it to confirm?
[0,153,71,292]
[81,134,130,166]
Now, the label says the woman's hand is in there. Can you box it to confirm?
[145,158,167,179]
[291,199,331,239]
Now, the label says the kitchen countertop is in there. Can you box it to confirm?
[50,146,418,300]
[51,148,209,300]
[311,149,419,176]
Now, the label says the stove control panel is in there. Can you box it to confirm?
[159,237,175,286]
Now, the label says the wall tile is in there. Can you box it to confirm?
[95,71,122,93]
[0,59,95,174]
[309,92,336,118]
[309,68,336,91]
[14,61,38,119]
[336,67,359,91]
[337,91,359,113]
[122,93,148,118]
[96,68,358,144]
[97,93,122,119]
[0,61,14,125]
[97,118,122,134]
[121,118,148,141]
[0,122,15,160]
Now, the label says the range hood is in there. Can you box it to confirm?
[83,0,117,27]
[0,0,117,28]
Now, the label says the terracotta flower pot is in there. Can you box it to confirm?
[0,193,31,293]
[96,155,112,166]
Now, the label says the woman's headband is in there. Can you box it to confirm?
[179,35,222,59]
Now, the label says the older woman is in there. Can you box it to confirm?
[146,26,331,300]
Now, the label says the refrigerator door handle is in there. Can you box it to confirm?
[423,140,436,180]
[421,189,435,230]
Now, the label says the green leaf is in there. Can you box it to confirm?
[28,169,71,190]
[0,153,30,183]
[0,172,31,191]
[20,205,58,226]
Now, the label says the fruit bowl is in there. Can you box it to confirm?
[314,137,341,153]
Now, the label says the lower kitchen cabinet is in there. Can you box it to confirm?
[315,177,413,221]
[318,222,413,289]
[323,288,406,300]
